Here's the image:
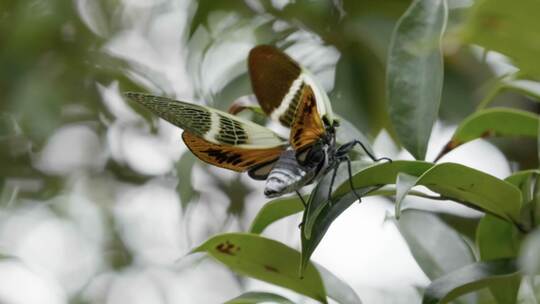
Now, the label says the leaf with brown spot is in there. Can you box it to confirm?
[216,241,239,256]
[191,233,327,303]
[434,108,539,161]
[331,161,522,224]
[264,265,279,273]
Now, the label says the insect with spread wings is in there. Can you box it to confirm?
[125,45,389,204]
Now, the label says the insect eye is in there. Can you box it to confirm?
[310,149,324,162]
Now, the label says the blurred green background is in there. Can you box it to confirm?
[0,0,538,303]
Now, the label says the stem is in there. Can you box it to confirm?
[476,72,518,110]
[476,83,503,110]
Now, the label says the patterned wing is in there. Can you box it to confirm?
[248,45,335,127]
[290,85,326,153]
[125,92,285,149]
[182,131,284,179]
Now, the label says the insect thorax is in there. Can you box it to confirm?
[264,135,335,198]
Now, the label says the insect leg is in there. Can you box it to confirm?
[296,190,307,207]
[345,156,363,203]
[354,140,392,163]
[326,161,342,206]
[296,190,306,229]
[337,140,392,163]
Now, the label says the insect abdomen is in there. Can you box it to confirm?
[264,149,312,197]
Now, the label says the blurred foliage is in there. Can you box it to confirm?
[1,0,540,303]
[462,0,540,79]
[224,291,295,304]
[0,0,142,200]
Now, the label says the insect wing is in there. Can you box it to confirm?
[290,85,326,154]
[125,92,285,149]
[182,132,284,178]
[126,92,287,177]
[248,45,335,127]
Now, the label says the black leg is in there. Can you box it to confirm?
[327,162,340,205]
[345,156,363,203]
[295,190,307,208]
[296,190,306,229]
[352,140,392,163]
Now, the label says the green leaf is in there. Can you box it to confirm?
[536,117,540,163]
[188,1,253,37]
[397,210,475,281]
[505,169,540,189]
[387,0,448,160]
[0,253,14,260]
[191,233,327,303]
[416,163,522,223]
[538,117,540,165]
[224,291,295,304]
[476,215,521,304]
[435,108,539,161]
[505,170,540,231]
[519,228,540,275]
[333,160,434,199]
[176,152,200,210]
[249,196,305,234]
[450,108,538,144]
[422,259,519,304]
[263,0,342,39]
[477,76,540,110]
[477,215,520,261]
[394,173,420,219]
[501,79,540,102]
[535,172,540,228]
[336,161,522,224]
[461,0,540,78]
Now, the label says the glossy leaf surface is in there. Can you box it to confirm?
[387,0,448,160]
[435,108,538,161]
[423,259,519,304]
[192,233,327,303]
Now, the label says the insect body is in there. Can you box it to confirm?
[247,45,389,201]
[125,45,388,201]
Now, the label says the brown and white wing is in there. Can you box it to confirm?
[125,92,287,179]
[182,132,284,179]
[290,85,326,153]
[125,92,285,149]
[248,45,334,127]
